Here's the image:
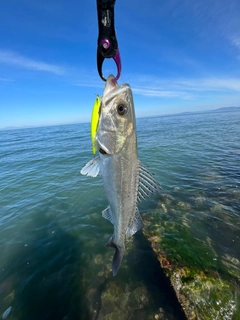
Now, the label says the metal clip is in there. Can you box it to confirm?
[96,0,122,81]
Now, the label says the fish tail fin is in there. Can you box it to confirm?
[106,237,125,276]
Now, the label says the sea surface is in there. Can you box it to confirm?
[0,110,240,320]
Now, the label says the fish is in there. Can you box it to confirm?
[81,74,161,276]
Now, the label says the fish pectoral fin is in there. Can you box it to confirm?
[106,237,125,276]
[80,157,100,177]
[126,208,144,237]
[137,161,161,202]
[102,206,114,224]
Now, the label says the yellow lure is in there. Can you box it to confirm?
[90,95,101,154]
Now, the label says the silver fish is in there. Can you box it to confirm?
[81,75,160,275]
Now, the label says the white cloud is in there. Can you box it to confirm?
[191,78,239,92]
[231,36,240,49]
[0,77,13,82]
[172,78,240,92]
[132,87,192,99]
[0,50,65,75]
[74,81,102,89]
[125,75,240,99]
[178,1,240,55]
[73,73,240,100]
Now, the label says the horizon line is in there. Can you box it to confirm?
[1,106,240,131]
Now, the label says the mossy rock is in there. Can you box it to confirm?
[143,211,240,320]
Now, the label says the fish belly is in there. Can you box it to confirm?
[100,138,139,246]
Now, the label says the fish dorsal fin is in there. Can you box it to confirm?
[137,161,161,202]
[126,207,144,237]
[102,206,114,224]
[80,157,100,177]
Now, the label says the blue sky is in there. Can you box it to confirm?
[0,0,240,128]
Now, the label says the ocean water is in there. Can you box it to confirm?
[0,110,239,320]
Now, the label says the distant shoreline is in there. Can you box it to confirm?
[176,106,240,116]
[137,106,240,120]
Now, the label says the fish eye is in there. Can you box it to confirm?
[117,104,128,116]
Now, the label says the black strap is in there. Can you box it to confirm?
[96,0,118,59]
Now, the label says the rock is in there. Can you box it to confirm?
[142,212,240,320]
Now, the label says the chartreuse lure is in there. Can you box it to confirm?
[91,95,101,154]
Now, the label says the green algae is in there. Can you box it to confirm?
[143,208,240,320]
[172,272,238,320]
[144,212,220,273]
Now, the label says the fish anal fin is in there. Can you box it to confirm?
[126,208,144,237]
[80,157,100,177]
[102,206,114,224]
[106,237,114,248]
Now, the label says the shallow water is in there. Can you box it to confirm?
[0,110,239,319]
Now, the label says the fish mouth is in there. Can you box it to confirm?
[103,75,118,96]
[97,139,111,155]
[104,75,130,104]
[96,130,119,156]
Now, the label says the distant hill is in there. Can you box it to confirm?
[211,106,240,112]
[179,106,240,116]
